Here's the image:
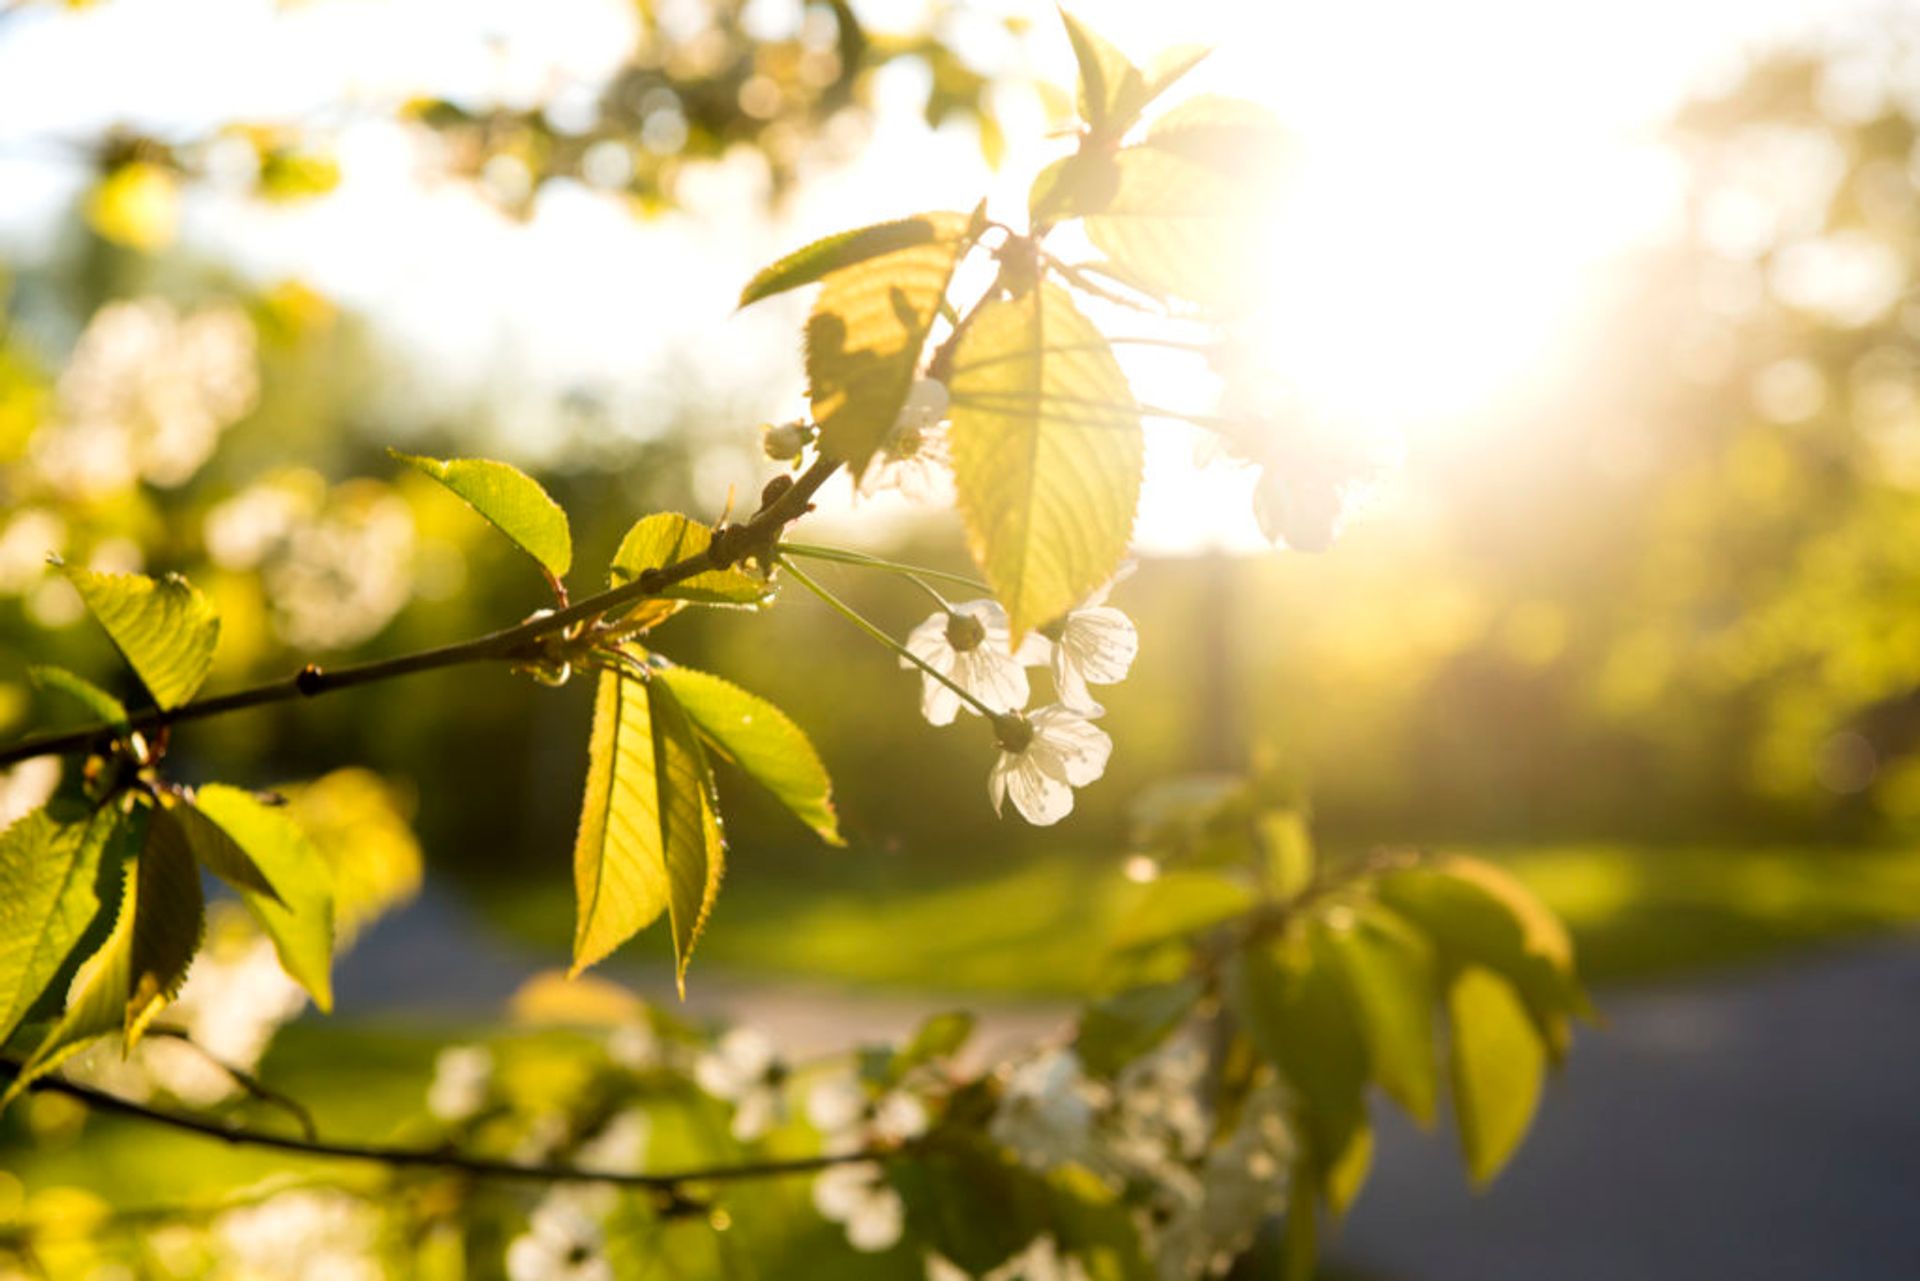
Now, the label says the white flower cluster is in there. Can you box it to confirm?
[507,1186,617,1281]
[212,1189,382,1281]
[862,377,954,504]
[693,1026,786,1141]
[31,298,257,499]
[903,572,1138,826]
[806,1067,933,1252]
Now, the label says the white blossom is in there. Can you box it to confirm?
[427,1045,494,1122]
[862,378,954,502]
[506,1187,616,1281]
[806,1069,929,1155]
[575,1108,650,1175]
[212,1189,380,1281]
[903,600,1039,727]
[1038,571,1139,713]
[927,1236,1090,1281]
[812,1161,905,1253]
[988,706,1113,826]
[606,1020,661,1070]
[694,1027,785,1141]
[990,1050,1099,1170]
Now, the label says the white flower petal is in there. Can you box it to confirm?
[845,1184,905,1252]
[812,1163,876,1221]
[1060,606,1137,685]
[1004,752,1075,825]
[808,1076,867,1135]
[952,646,1029,715]
[731,1086,779,1141]
[1031,706,1112,788]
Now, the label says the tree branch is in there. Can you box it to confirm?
[0,1057,893,1192]
[0,456,843,769]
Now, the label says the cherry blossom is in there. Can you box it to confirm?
[988,706,1113,826]
[812,1161,906,1252]
[693,1026,785,1141]
[1036,570,1138,713]
[904,600,1041,726]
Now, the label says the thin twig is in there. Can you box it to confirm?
[0,457,842,769]
[0,1058,892,1192]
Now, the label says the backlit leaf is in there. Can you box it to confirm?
[191,785,335,1012]
[1059,8,1141,138]
[569,666,727,992]
[654,665,842,846]
[1321,907,1439,1126]
[0,799,120,1046]
[394,451,572,578]
[126,802,206,1043]
[1075,976,1203,1078]
[608,513,769,621]
[805,209,974,473]
[65,567,219,711]
[28,665,128,728]
[740,215,961,307]
[949,282,1142,636]
[165,794,281,903]
[1081,97,1292,310]
[1446,965,1545,1187]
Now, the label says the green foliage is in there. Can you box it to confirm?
[393,450,573,580]
[1320,906,1439,1126]
[654,664,842,846]
[1059,9,1206,143]
[1446,964,1547,1186]
[165,793,282,903]
[191,784,336,1012]
[28,665,128,728]
[1074,976,1202,1078]
[64,567,220,711]
[739,216,966,307]
[569,664,725,991]
[0,798,120,1046]
[949,282,1142,636]
[125,799,206,1043]
[799,209,976,473]
[890,1131,1050,1275]
[609,512,769,611]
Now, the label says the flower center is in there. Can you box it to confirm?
[945,611,987,651]
[993,712,1033,753]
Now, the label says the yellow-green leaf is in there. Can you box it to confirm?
[394,451,572,578]
[805,209,973,474]
[28,665,128,728]
[1322,907,1439,1126]
[191,785,335,1012]
[655,665,842,846]
[126,802,205,1043]
[567,666,726,994]
[608,513,769,619]
[1446,965,1546,1187]
[1059,8,1142,138]
[0,799,120,1045]
[949,282,1142,637]
[165,793,282,904]
[1082,96,1291,310]
[65,567,219,711]
[740,215,963,308]
[571,667,669,977]
[649,679,725,994]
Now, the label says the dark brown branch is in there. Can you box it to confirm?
[0,1056,891,1192]
[0,456,842,769]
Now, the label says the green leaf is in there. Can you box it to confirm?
[1059,8,1142,138]
[949,282,1143,637]
[165,794,282,904]
[1048,1164,1155,1281]
[1228,934,1370,1203]
[0,799,120,1046]
[65,567,219,711]
[125,800,206,1044]
[608,513,769,615]
[1321,907,1439,1126]
[568,667,726,994]
[394,451,572,579]
[1377,856,1588,1060]
[1075,976,1202,1078]
[654,665,842,846]
[894,1009,975,1076]
[191,785,335,1012]
[740,215,964,307]
[805,209,974,473]
[4,803,204,1103]
[1109,870,1253,954]
[1446,965,1546,1187]
[649,679,725,994]
[1080,96,1292,310]
[1260,808,1315,903]
[890,1131,1049,1275]
[28,665,128,728]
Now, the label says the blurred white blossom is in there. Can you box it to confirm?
[904,600,1040,727]
[506,1186,616,1281]
[0,508,65,594]
[988,706,1112,826]
[812,1161,905,1253]
[862,378,953,502]
[213,1189,380,1281]
[694,1027,785,1141]
[990,1050,1099,1170]
[806,1070,929,1155]
[427,1044,494,1122]
[0,757,60,830]
[574,1108,650,1175]
[927,1236,1089,1281]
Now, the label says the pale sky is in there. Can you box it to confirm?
[0,0,1878,551]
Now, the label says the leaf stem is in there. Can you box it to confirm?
[777,556,999,720]
[777,542,990,602]
[0,456,844,769]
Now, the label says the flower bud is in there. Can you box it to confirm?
[944,610,987,652]
[762,420,810,462]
